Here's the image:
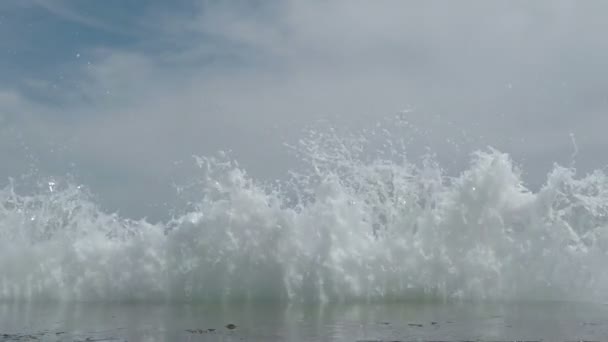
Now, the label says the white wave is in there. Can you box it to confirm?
[1,129,607,303]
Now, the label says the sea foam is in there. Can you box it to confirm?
[1,128,607,303]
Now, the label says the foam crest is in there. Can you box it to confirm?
[1,130,607,303]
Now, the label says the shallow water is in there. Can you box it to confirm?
[1,301,607,341]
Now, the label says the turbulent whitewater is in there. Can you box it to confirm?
[1,129,608,303]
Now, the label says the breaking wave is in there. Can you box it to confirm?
[1,127,608,303]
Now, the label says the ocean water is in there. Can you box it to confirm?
[1,127,608,340]
[1,301,607,341]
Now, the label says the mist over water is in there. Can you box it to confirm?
[1,125,608,304]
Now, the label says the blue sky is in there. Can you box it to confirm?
[1,1,263,108]
[3,1,143,89]
[2,1,608,220]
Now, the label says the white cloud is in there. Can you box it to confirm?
[3,1,608,219]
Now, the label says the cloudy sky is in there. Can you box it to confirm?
[1,1,607,220]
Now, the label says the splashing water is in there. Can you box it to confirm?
[1,128,608,304]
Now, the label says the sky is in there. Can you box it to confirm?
[1,0,608,221]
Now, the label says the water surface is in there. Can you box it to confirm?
[1,301,606,341]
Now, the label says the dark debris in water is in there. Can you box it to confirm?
[185,324,237,334]
[1,332,46,341]
[0,331,124,342]
[185,328,216,334]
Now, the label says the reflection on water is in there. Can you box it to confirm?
[1,301,606,341]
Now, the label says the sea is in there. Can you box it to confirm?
[1,127,607,341]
